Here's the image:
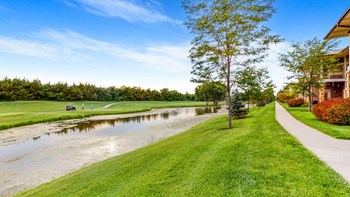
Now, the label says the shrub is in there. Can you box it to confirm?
[231,90,248,119]
[287,98,304,107]
[312,98,350,125]
[276,92,294,103]
[327,99,350,125]
[312,100,337,123]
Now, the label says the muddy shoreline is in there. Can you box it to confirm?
[0,107,226,196]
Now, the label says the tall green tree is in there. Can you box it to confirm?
[183,0,280,129]
[279,38,340,111]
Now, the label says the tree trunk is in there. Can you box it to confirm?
[247,93,250,111]
[227,85,232,129]
[227,56,232,129]
[308,86,312,112]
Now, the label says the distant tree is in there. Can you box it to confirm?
[26,79,43,100]
[195,82,226,105]
[184,92,195,101]
[0,77,11,101]
[276,83,301,103]
[250,68,275,107]
[234,66,275,108]
[183,0,280,128]
[234,66,257,110]
[231,90,248,119]
[260,86,275,105]
[279,38,340,111]
[0,78,195,102]
[195,84,210,104]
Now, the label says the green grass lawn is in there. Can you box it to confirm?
[280,103,350,139]
[0,101,211,130]
[18,103,350,196]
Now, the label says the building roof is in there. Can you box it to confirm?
[338,46,349,56]
[324,8,350,39]
[327,46,349,57]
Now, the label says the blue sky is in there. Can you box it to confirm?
[0,0,349,93]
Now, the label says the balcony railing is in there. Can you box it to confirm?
[329,74,344,79]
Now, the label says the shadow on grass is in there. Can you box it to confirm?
[218,127,231,131]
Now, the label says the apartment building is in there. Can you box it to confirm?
[318,8,350,102]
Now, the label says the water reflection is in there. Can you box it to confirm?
[57,106,221,136]
[161,112,169,119]
[59,114,160,134]
[33,136,41,141]
[195,106,219,115]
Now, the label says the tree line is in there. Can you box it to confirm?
[0,78,195,101]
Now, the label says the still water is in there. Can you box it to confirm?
[0,106,221,160]
[0,106,224,195]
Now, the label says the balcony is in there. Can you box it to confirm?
[325,78,346,82]
[325,72,346,82]
[329,74,344,79]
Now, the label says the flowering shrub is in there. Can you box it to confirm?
[312,98,350,125]
[276,92,294,103]
[287,98,304,107]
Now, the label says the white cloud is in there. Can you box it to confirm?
[0,37,83,58]
[259,42,292,92]
[64,0,181,24]
[41,29,191,72]
[0,29,191,72]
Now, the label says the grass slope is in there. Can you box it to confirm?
[281,103,350,139]
[19,104,350,196]
[0,101,209,130]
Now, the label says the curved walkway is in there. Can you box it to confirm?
[275,102,350,182]
[101,103,116,109]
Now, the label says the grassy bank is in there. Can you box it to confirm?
[0,101,211,130]
[19,104,350,196]
[281,103,350,139]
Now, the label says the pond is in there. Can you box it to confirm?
[0,106,224,196]
[0,106,221,158]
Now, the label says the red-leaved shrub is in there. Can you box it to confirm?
[312,98,350,125]
[287,98,304,107]
[312,100,337,123]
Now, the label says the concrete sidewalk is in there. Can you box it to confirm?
[275,102,350,182]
